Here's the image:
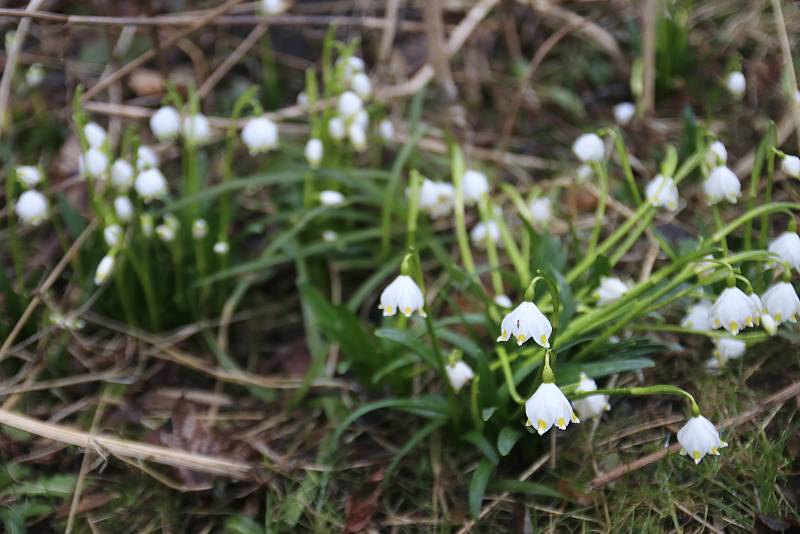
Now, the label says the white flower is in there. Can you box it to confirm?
[103,224,122,248]
[703,166,740,205]
[379,119,394,142]
[192,219,208,240]
[463,169,489,204]
[379,274,426,317]
[494,294,512,308]
[725,71,746,98]
[114,196,134,222]
[305,138,324,168]
[417,179,454,219]
[134,168,168,203]
[445,361,475,392]
[681,300,712,331]
[15,190,48,226]
[241,116,279,154]
[576,163,593,182]
[94,254,115,285]
[571,373,610,420]
[25,63,44,88]
[337,91,363,119]
[528,197,552,229]
[761,281,800,325]
[260,0,287,15]
[769,232,800,271]
[83,122,107,149]
[470,221,500,246]
[320,190,345,207]
[572,133,604,162]
[136,145,159,171]
[594,277,629,306]
[81,148,109,178]
[694,254,716,277]
[140,214,154,237]
[16,166,42,188]
[677,415,727,464]
[182,114,212,144]
[354,109,369,129]
[349,72,372,100]
[150,106,181,141]
[322,230,338,242]
[214,241,230,255]
[497,301,552,348]
[341,56,365,80]
[525,382,579,435]
[781,155,800,178]
[706,141,728,166]
[111,159,134,190]
[795,89,800,104]
[710,287,757,334]
[613,102,635,126]
[645,174,679,211]
[328,116,346,140]
[347,123,367,152]
[714,337,746,361]
[50,311,84,331]
[761,314,778,336]
[156,223,176,242]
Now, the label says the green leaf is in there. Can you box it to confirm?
[487,479,563,499]
[224,515,265,534]
[375,327,437,369]
[469,459,496,518]
[557,358,656,385]
[481,407,497,422]
[497,427,523,456]
[463,431,499,465]
[0,474,76,498]
[332,397,448,447]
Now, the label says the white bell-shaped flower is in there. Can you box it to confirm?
[710,287,757,334]
[260,0,287,15]
[769,231,800,271]
[156,222,176,242]
[714,337,746,362]
[111,159,134,190]
[613,102,635,126]
[103,224,122,248]
[681,300,712,331]
[379,118,394,142]
[470,221,500,247]
[150,106,181,141]
[322,230,338,242]
[341,56,365,80]
[761,281,800,325]
[528,197,552,229]
[25,63,44,88]
[81,148,108,178]
[645,174,679,211]
[677,415,727,464]
[706,140,727,166]
[305,138,323,168]
[182,113,212,145]
[781,155,800,178]
[417,179,454,219]
[445,361,475,392]
[494,294,512,308]
[379,274,426,317]
[463,168,489,204]
[572,133,604,162]
[497,301,552,348]
[594,277,629,306]
[134,168,168,203]
[349,72,372,100]
[347,123,367,152]
[571,373,610,420]
[241,116,279,155]
[703,166,740,205]
[16,165,42,188]
[354,110,369,129]
[320,190,345,207]
[576,163,593,182]
[94,254,115,285]
[83,122,107,149]
[15,190,48,226]
[725,71,746,98]
[114,196,134,222]
[328,116,346,140]
[192,219,208,240]
[525,382,579,435]
[213,241,230,255]
[337,91,362,119]
[136,145,159,171]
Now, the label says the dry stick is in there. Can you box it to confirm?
[197,22,269,99]
[0,221,97,363]
[770,0,800,154]
[80,0,247,102]
[734,110,794,179]
[378,0,402,63]
[641,0,657,114]
[589,379,800,490]
[0,408,260,480]
[0,0,46,139]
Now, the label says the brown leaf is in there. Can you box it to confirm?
[343,469,384,533]
[128,69,165,97]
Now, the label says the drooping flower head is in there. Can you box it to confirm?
[725,71,746,98]
[572,133,604,162]
[305,138,324,168]
[337,91,363,119]
[15,190,49,226]
[706,140,727,166]
[703,166,740,205]
[83,122,107,149]
[681,300,712,331]
[525,383,579,435]
[571,372,610,420]
[677,415,727,463]
[81,148,109,179]
[241,116,279,155]
[445,361,475,392]
[528,197,552,230]
[379,119,395,142]
[134,168,168,203]
[350,72,372,100]
[613,102,635,126]
[462,169,489,205]
[470,221,500,247]
[417,179,454,219]
[594,277,629,306]
[497,301,552,348]
[111,159,134,191]
[710,286,757,334]
[136,145,159,171]
[379,275,426,318]
[713,337,746,362]
[645,174,679,211]
[150,106,181,141]
[16,165,42,188]
[761,281,800,326]
[182,114,212,145]
[94,254,115,285]
[768,232,800,271]
[781,155,800,178]
[320,190,345,207]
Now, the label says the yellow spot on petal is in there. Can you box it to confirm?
[710,447,719,455]
[693,450,702,462]
[384,306,394,315]
[775,313,782,322]
[516,334,526,344]
[729,321,738,332]
[539,334,548,346]
[556,417,566,429]
[525,419,532,427]
[745,316,753,326]
[713,319,721,328]
[403,306,412,316]
[571,411,580,423]
[537,419,546,431]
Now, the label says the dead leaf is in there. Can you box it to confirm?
[343,469,384,533]
[128,69,165,97]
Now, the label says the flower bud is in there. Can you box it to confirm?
[15,190,48,226]
[150,106,181,141]
[241,116,279,155]
[83,122,107,149]
[114,196,134,222]
[304,138,324,168]
[94,254,115,285]
[16,165,42,188]
[111,159,134,190]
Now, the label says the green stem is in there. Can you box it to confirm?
[496,346,526,404]
[760,141,777,248]
[712,205,728,255]
[478,196,504,296]
[587,160,609,256]
[451,145,476,275]
[568,384,698,413]
[609,128,642,205]
[494,212,529,287]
